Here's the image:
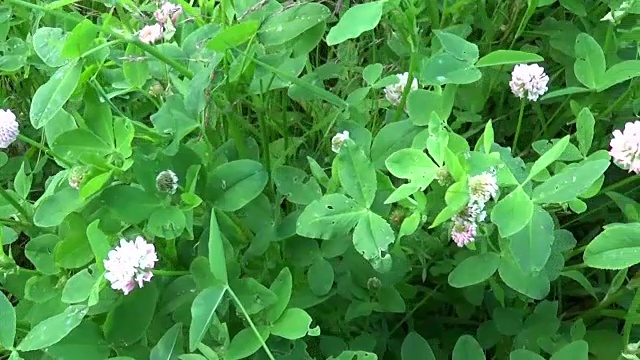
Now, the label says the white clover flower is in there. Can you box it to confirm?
[331,130,350,153]
[610,120,640,174]
[139,23,164,44]
[384,72,418,106]
[154,2,183,25]
[156,169,179,194]
[0,109,19,149]
[509,64,550,101]
[468,171,499,205]
[103,236,158,295]
[451,217,478,247]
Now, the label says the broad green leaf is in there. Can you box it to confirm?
[149,95,199,155]
[46,322,110,360]
[17,305,88,351]
[326,1,385,46]
[352,211,395,261]
[401,332,436,360]
[574,33,606,89]
[532,159,610,204]
[490,187,534,238]
[527,135,570,182]
[62,19,98,58]
[549,340,589,360]
[483,121,494,154]
[509,207,554,272]
[100,185,162,224]
[271,308,313,340]
[0,292,15,348]
[207,20,260,52]
[385,148,438,184]
[363,63,383,85]
[208,159,268,211]
[273,166,322,205]
[51,128,114,162]
[208,210,228,284]
[307,257,334,296]
[225,326,270,360]
[448,252,501,288]
[452,335,485,360]
[606,191,640,222]
[336,140,377,208]
[33,188,84,228]
[123,43,148,88]
[25,234,59,275]
[265,267,293,323]
[86,220,111,273]
[371,119,422,169]
[559,0,586,16]
[258,3,330,46]
[146,206,186,240]
[475,50,544,67]
[230,278,278,315]
[576,108,594,156]
[61,269,96,304]
[420,53,481,85]
[584,223,640,269]
[297,194,366,240]
[104,282,159,345]
[598,60,640,91]
[32,27,68,67]
[408,90,444,126]
[498,254,550,300]
[189,284,226,351]
[560,271,596,299]
[151,323,182,360]
[434,30,479,63]
[509,349,545,360]
[30,61,82,129]
[541,86,591,100]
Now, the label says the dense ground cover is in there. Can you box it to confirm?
[2,0,640,359]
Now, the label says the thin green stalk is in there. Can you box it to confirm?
[228,287,276,360]
[582,287,630,320]
[392,50,418,124]
[17,134,72,168]
[512,100,526,154]
[389,285,441,336]
[0,186,31,223]
[600,84,634,119]
[6,0,193,79]
[623,289,640,345]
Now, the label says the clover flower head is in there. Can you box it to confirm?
[154,2,183,25]
[451,218,478,247]
[156,169,179,194]
[610,120,640,174]
[509,64,549,101]
[103,236,158,295]
[68,166,89,190]
[331,130,350,153]
[384,72,418,106]
[0,109,19,149]
[139,23,164,44]
[469,171,499,204]
[435,167,452,186]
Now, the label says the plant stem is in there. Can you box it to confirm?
[5,0,193,79]
[228,287,276,360]
[0,187,31,223]
[153,269,190,276]
[582,287,630,320]
[623,289,640,345]
[17,134,72,168]
[512,100,526,154]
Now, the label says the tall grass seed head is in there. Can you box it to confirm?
[0,109,19,149]
[331,130,350,153]
[509,64,549,101]
[156,170,179,194]
[610,120,640,173]
[384,72,418,106]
